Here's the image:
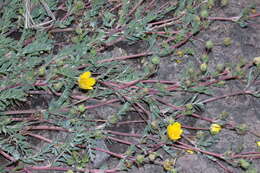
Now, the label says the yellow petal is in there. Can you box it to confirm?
[78,77,96,90]
[172,122,181,128]
[210,123,222,135]
[85,77,96,86]
[186,150,194,154]
[167,122,183,141]
[253,57,260,65]
[80,71,91,79]
[78,79,88,89]
[256,141,260,147]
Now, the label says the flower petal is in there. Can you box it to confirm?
[210,123,221,135]
[85,77,96,86]
[78,71,96,90]
[167,122,183,141]
[80,71,91,79]
[78,77,96,90]
[78,78,89,89]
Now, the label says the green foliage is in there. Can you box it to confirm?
[0,88,27,110]
[197,133,219,148]
[22,33,53,55]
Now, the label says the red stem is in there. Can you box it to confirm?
[25,125,70,132]
[106,130,142,138]
[106,136,133,145]
[214,160,234,173]
[24,166,119,173]
[155,97,183,111]
[85,99,120,109]
[0,149,16,162]
[97,52,153,64]
[25,133,53,143]
[92,147,127,160]
[201,90,252,104]
[190,113,214,123]
[173,142,224,159]
[182,125,209,130]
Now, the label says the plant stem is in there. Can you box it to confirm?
[0,149,16,162]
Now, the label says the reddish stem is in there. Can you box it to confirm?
[236,151,260,155]
[214,160,234,173]
[10,117,40,121]
[2,99,121,117]
[85,99,120,109]
[249,13,260,18]
[149,12,183,26]
[25,133,53,143]
[172,142,224,159]
[3,109,39,115]
[182,125,209,130]
[141,80,178,84]
[117,120,146,125]
[97,52,153,64]
[106,130,142,138]
[25,125,70,132]
[106,136,133,146]
[149,142,166,152]
[128,0,144,16]
[231,153,260,159]
[170,33,193,49]
[208,13,260,21]
[92,147,127,160]
[0,149,16,162]
[201,90,253,104]
[155,97,183,111]
[24,166,119,173]
[199,76,238,87]
[146,31,180,35]
[190,113,214,123]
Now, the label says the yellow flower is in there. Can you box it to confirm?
[253,57,260,65]
[210,123,222,135]
[167,122,183,141]
[163,159,175,171]
[176,50,184,57]
[175,59,183,64]
[256,141,260,147]
[78,71,96,90]
[186,150,194,154]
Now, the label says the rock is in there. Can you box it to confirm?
[176,154,220,173]
[93,139,110,168]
